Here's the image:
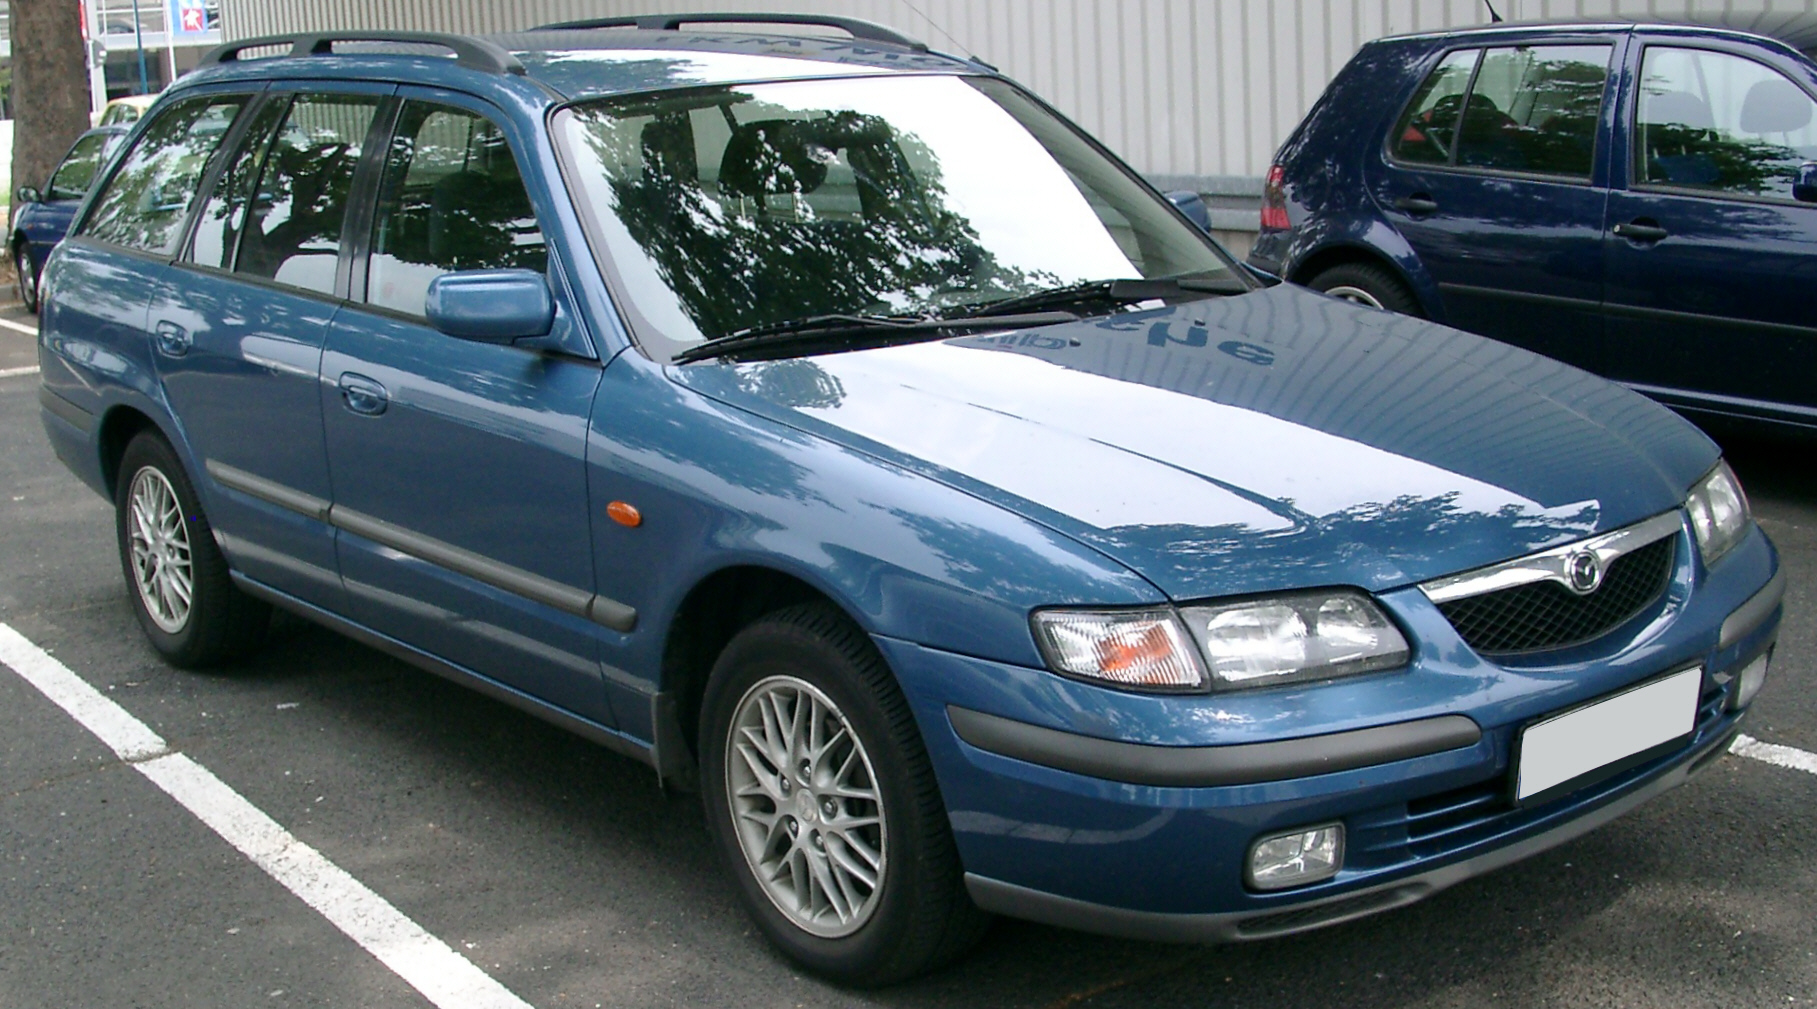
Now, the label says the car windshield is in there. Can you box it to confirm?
[555,74,1240,359]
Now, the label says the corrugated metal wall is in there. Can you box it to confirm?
[218,0,1817,181]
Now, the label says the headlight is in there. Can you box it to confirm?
[1180,590,1410,690]
[1031,590,1409,693]
[1030,609,1204,690]
[1686,461,1750,566]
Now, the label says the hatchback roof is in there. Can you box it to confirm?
[1384,10,1817,56]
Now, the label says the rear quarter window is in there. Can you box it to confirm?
[82,96,248,255]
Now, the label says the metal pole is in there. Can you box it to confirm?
[131,0,150,94]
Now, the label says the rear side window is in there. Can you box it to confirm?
[1455,46,1611,177]
[366,100,546,317]
[1636,46,1817,200]
[236,94,381,296]
[83,96,247,254]
[189,99,288,270]
[47,134,114,201]
[1391,50,1479,165]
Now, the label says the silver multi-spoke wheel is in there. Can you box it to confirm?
[127,465,193,634]
[726,674,886,938]
[1322,284,1386,309]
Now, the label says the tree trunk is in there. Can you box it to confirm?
[9,0,92,206]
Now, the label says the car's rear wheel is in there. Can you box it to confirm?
[115,432,268,667]
[15,245,38,314]
[1306,262,1423,316]
[700,603,988,985]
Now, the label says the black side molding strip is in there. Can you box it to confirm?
[204,460,637,633]
[39,387,94,435]
[1720,569,1785,651]
[947,706,1482,788]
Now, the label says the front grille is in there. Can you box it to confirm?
[1437,537,1675,654]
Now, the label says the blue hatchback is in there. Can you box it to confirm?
[37,16,1783,984]
[1249,13,1817,433]
[10,125,129,313]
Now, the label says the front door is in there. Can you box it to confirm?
[1602,41,1817,425]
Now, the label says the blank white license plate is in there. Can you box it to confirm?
[1515,667,1703,803]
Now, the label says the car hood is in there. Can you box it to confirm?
[668,283,1718,601]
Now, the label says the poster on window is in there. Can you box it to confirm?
[169,0,209,37]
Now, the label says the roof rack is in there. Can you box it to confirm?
[533,13,928,52]
[199,31,526,75]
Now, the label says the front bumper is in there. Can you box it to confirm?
[879,525,1780,941]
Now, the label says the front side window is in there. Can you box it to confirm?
[83,95,247,254]
[366,101,546,317]
[1636,46,1817,200]
[1392,49,1480,165]
[558,74,1235,357]
[1455,45,1611,177]
[236,94,380,295]
[47,134,115,201]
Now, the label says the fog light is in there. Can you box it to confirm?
[1247,823,1344,891]
[1733,652,1770,710]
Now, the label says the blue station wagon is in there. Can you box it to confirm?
[1250,12,1817,433]
[36,16,1784,984]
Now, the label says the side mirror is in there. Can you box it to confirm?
[1795,162,1817,204]
[425,269,554,345]
[16,186,42,205]
[1164,189,1213,232]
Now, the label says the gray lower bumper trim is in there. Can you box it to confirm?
[1719,568,1785,650]
[948,706,1481,787]
[963,719,1742,944]
[39,387,94,435]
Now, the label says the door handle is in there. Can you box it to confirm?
[1612,220,1669,243]
[1394,194,1439,215]
[338,373,389,416]
[153,320,191,357]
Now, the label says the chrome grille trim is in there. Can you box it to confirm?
[1419,510,1684,605]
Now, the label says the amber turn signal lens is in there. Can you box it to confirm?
[607,501,642,527]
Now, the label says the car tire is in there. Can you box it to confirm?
[699,602,989,985]
[15,244,38,315]
[1306,262,1424,316]
[115,432,269,668]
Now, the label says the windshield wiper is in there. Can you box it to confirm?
[947,276,1243,320]
[672,310,1081,364]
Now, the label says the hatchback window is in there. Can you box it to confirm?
[47,134,114,201]
[366,101,547,317]
[1455,46,1611,177]
[1636,46,1817,200]
[235,94,380,295]
[1391,50,1480,165]
[82,96,247,255]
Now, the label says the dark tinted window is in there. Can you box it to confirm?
[189,99,287,270]
[1455,46,1610,177]
[236,94,380,295]
[1391,50,1479,164]
[47,134,114,201]
[1637,47,1817,199]
[83,96,247,254]
[366,101,545,317]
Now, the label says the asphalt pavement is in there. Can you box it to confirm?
[1,299,1813,1008]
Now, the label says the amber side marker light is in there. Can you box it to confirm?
[607,501,642,527]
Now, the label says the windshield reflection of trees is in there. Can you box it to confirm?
[586,94,1047,338]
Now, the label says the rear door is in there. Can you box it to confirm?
[1368,37,1620,372]
[1601,38,1817,424]
[321,90,613,725]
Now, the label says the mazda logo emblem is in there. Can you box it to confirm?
[1566,551,1603,594]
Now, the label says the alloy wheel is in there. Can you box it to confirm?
[127,465,193,634]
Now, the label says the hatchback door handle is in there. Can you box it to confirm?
[1612,220,1669,243]
[1394,194,1439,215]
[153,320,191,357]
[338,373,388,416]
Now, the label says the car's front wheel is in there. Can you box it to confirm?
[700,603,988,985]
[1306,261,1423,316]
[15,244,38,314]
[115,432,269,667]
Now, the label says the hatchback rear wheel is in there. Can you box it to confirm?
[1307,261,1423,316]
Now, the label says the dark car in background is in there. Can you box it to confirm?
[1249,13,1817,433]
[11,125,129,312]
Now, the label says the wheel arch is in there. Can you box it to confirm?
[96,404,170,500]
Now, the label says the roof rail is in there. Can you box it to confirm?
[200,31,526,75]
[533,12,928,52]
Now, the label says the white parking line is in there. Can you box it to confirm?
[0,317,38,336]
[0,365,40,378]
[1732,734,1817,776]
[0,623,536,1009]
